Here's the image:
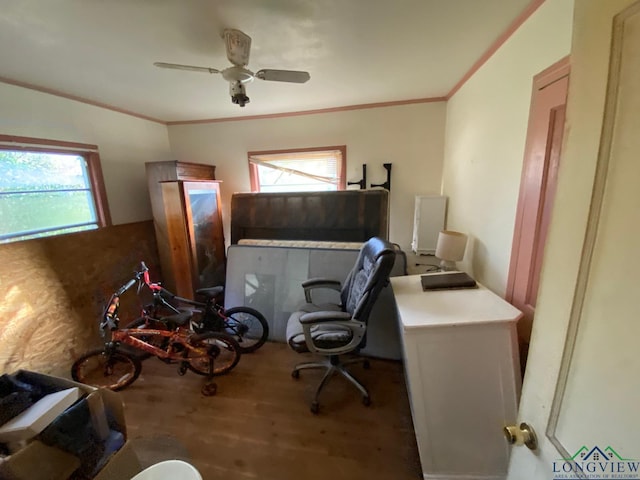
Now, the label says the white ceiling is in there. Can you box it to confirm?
[0,0,531,123]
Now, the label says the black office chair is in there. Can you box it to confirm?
[285,237,397,413]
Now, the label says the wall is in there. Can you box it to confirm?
[0,83,173,374]
[0,82,173,225]
[442,0,574,294]
[0,222,160,376]
[167,102,447,251]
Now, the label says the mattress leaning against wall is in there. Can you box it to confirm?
[224,242,406,360]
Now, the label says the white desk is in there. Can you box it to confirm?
[391,274,522,480]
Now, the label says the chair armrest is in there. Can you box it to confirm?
[301,278,342,303]
[299,311,365,355]
[301,278,342,289]
[299,311,352,324]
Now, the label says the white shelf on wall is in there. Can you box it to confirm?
[411,195,446,255]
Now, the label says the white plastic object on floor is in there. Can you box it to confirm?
[130,460,202,480]
[0,387,81,443]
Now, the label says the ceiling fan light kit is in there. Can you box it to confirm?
[154,28,310,107]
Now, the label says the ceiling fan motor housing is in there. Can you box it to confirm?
[229,81,250,107]
[221,66,254,84]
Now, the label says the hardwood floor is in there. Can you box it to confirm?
[120,342,422,480]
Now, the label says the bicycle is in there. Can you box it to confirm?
[71,263,241,396]
[125,264,269,354]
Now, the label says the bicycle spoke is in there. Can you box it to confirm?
[71,349,140,391]
[184,333,240,376]
[222,307,269,353]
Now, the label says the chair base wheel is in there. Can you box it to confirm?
[291,370,300,379]
[362,396,371,407]
[310,402,319,414]
[201,382,217,396]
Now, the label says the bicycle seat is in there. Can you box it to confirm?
[160,310,192,326]
[195,286,224,299]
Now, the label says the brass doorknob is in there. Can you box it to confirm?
[503,422,538,450]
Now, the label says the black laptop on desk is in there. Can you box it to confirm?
[420,272,477,291]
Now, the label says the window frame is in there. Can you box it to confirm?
[247,145,347,193]
[0,134,111,242]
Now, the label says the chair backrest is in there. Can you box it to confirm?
[340,237,396,324]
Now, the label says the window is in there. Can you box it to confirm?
[248,146,346,192]
[0,135,111,244]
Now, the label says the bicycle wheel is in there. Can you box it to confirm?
[184,332,240,376]
[223,306,269,353]
[71,348,141,391]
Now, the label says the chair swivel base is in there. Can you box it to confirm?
[291,356,371,414]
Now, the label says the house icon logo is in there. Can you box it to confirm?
[553,445,639,479]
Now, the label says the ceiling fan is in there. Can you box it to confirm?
[154,29,310,107]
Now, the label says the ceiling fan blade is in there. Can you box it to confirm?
[153,62,220,74]
[255,69,310,83]
[224,29,251,67]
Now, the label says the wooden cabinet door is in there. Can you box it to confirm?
[182,181,226,292]
[161,180,225,299]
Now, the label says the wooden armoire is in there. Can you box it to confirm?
[146,161,226,299]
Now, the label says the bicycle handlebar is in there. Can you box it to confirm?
[104,260,210,324]
[99,261,153,335]
[116,278,137,296]
[113,261,149,296]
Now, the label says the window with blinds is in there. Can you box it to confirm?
[248,146,346,192]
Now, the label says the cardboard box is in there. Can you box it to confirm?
[0,371,141,480]
[93,441,141,480]
[0,440,81,480]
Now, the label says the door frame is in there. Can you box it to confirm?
[506,56,570,358]
[506,56,570,301]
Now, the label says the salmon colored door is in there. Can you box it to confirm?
[506,57,569,370]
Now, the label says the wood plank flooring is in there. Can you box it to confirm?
[120,342,422,480]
